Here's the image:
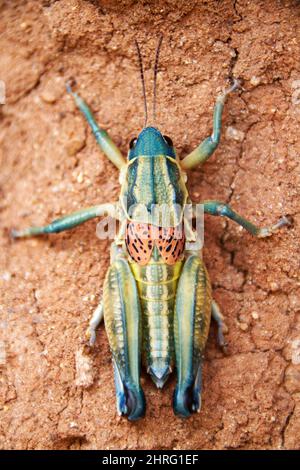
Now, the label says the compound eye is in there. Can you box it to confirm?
[163,135,173,147]
[129,137,137,149]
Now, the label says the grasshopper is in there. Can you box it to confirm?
[12,38,291,420]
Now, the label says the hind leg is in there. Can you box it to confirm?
[173,255,212,418]
[103,257,145,421]
[211,300,228,353]
[86,300,104,346]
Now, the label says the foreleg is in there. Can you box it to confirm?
[180,80,240,170]
[67,83,125,170]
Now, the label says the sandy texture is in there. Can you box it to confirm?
[0,0,299,450]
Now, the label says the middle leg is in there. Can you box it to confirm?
[12,203,118,238]
[203,200,292,237]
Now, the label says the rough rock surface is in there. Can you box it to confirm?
[0,0,299,450]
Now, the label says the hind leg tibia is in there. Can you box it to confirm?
[86,300,104,346]
[211,300,228,353]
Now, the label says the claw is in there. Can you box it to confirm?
[221,341,229,356]
[66,78,77,94]
[10,229,18,239]
[85,327,96,347]
[10,228,36,238]
[281,214,294,227]
[258,214,294,238]
[224,78,241,95]
[217,320,229,353]
[217,78,241,105]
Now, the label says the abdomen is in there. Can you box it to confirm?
[130,259,183,388]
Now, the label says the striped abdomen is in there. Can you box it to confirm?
[130,258,183,388]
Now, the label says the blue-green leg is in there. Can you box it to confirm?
[181,80,240,170]
[11,203,117,238]
[103,256,145,420]
[67,83,125,170]
[87,300,104,346]
[173,255,212,418]
[203,200,292,237]
[211,300,228,353]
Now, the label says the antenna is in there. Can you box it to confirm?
[153,34,163,123]
[134,39,148,128]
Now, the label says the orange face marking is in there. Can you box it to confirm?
[125,221,185,266]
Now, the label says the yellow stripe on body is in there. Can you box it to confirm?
[130,258,183,382]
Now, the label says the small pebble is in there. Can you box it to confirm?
[270,282,279,291]
[284,364,300,393]
[239,322,249,331]
[251,312,259,320]
[66,138,85,156]
[291,339,300,365]
[0,341,6,365]
[41,77,64,104]
[51,182,66,193]
[226,126,245,142]
[250,76,261,86]
[20,22,31,31]
[1,272,11,282]
[69,422,78,429]
[77,172,84,184]
[75,349,94,388]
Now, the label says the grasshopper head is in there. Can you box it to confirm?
[128,126,176,160]
[121,126,187,228]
